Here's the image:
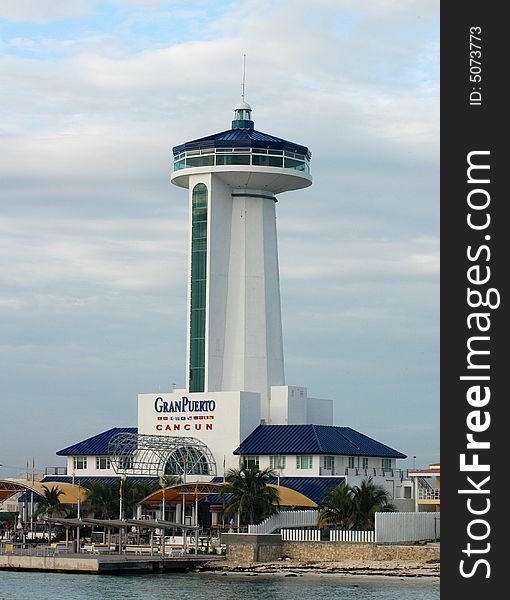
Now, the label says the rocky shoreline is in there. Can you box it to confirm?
[200,559,440,578]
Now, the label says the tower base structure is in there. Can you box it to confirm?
[138,387,332,473]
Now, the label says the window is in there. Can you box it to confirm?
[96,457,110,470]
[73,457,87,470]
[381,458,392,471]
[189,183,208,392]
[186,155,214,168]
[165,447,209,476]
[348,456,355,469]
[362,457,369,469]
[119,456,134,470]
[322,456,335,470]
[296,455,313,470]
[243,456,259,469]
[284,157,305,171]
[216,154,250,165]
[270,455,286,470]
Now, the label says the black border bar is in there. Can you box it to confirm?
[441,2,505,595]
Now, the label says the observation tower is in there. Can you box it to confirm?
[138,99,331,473]
[170,101,312,419]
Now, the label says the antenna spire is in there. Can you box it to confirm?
[241,54,246,101]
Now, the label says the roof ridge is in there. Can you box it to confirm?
[342,426,403,455]
[310,424,323,453]
[333,426,362,451]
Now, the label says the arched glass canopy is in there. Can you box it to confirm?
[108,432,217,477]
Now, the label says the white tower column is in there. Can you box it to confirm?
[171,101,312,421]
[220,189,285,418]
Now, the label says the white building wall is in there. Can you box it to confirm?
[65,455,117,478]
[220,189,285,418]
[269,386,333,426]
[138,391,261,474]
[269,386,307,424]
[240,454,401,489]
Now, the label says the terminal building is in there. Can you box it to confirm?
[44,99,409,509]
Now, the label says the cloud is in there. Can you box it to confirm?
[0,0,91,23]
[0,0,439,469]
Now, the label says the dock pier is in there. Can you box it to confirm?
[0,553,215,573]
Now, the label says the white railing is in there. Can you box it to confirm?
[329,529,375,543]
[375,512,440,543]
[318,467,407,479]
[281,529,321,542]
[248,510,319,534]
[418,489,440,500]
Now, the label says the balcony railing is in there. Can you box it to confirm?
[173,147,311,174]
[44,466,67,476]
[418,488,441,501]
[319,467,407,479]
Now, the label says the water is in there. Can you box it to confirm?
[0,571,439,600]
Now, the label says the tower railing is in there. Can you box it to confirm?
[173,147,310,173]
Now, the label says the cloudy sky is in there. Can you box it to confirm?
[0,0,439,477]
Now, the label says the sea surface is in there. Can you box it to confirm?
[0,571,439,600]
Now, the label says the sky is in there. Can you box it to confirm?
[0,0,439,478]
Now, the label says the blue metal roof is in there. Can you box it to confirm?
[40,475,159,488]
[173,127,310,158]
[234,425,406,459]
[208,476,344,505]
[56,427,137,456]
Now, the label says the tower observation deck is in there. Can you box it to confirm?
[170,102,312,421]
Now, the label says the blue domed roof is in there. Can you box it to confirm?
[173,127,310,158]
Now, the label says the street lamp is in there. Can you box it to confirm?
[413,456,417,470]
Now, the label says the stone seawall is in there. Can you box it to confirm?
[223,533,440,565]
[222,534,283,563]
[282,541,440,563]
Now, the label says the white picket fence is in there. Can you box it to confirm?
[281,529,321,541]
[329,529,375,543]
[375,512,440,543]
[248,510,319,534]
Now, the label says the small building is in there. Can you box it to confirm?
[55,427,137,479]
[408,463,440,512]
[235,424,408,499]
[47,423,410,507]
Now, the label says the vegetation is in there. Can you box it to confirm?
[160,474,182,489]
[120,478,160,518]
[220,465,280,526]
[318,482,355,529]
[85,481,119,519]
[84,478,160,519]
[35,485,66,518]
[351,478,396,529]
[319,478,396,530]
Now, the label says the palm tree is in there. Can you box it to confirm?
[36,485,65,518]
[160,474,182,489]
[351,477,396,529]
[220,465,280,526]
[121,478,160,518]
[36,485,66,543]
[318,482,354,529]
[85,481,119,519]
